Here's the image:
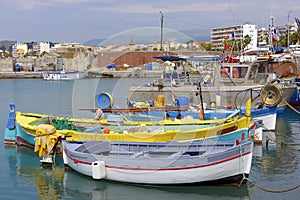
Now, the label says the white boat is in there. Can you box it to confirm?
[62,139,253,185]
[42,70,87,80]
[128,55,298,111]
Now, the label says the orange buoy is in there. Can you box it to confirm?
[103,129,110,134]
[198,107,204,120]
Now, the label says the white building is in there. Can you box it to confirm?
[33,42,50,55]
[211,23,258,51]
[242,24,257,50]
[12,43,28,57]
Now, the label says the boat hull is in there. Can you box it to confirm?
[289,79,300,106]
[4,104,17,145]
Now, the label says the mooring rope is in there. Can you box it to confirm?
[238,144,247,187]
[283,99,300,115]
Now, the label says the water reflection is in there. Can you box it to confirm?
[253,146,299,176]
[63,170,250,200]
[5,146,250,200]
[250,109,300,197]
[5,146,64,200]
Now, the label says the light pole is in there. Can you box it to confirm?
[269,16,275,50]
[287,11,293,51]
[159,11,164,51]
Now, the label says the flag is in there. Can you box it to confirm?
[224,32,234,39]
[171,78,176,87]
[231,31,235,38]
[273,29,279,41]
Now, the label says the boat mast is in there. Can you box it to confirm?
[287,11,293,51]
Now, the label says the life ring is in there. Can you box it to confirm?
[96,93,113,109]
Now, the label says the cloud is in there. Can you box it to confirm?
[19,0,51,10]
[18,0,96,10]
[87,1,228,14]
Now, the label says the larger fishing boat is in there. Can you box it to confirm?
[128,54,298,111]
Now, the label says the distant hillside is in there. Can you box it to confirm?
[181,28,211,42]
[83,28,211,46]
[83,38,105,46]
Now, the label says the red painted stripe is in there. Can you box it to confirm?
[64,148,251,171]
[16,136,35,149]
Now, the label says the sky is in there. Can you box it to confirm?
[0,0,299,44]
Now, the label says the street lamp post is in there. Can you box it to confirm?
[159,11,164,51]
[287,11,293,51]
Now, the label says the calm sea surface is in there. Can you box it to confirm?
[0,78,300,200]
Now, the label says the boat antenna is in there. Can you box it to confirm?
[195,82,205,120]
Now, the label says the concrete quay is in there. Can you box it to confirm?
[0,69,164,79]
[0,71,44,79]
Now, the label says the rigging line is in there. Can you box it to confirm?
[164,15,213,29]
[227,2,236,24]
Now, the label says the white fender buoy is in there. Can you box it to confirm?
[92,161,106,179]
[95,108,104,120]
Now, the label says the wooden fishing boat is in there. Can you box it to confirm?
[62,138,253,185]
[4,104,251,149]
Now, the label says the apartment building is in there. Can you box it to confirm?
[211,23,257,50]
[33,42,50,55]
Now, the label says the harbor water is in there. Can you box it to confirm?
[0,78,300,200]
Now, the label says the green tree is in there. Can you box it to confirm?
[186,40,194,49]
[223,35,252,52]
[275,31,300,47]
[276,34,287,47]
[199,42,213,51]
[243,35,252,47]
[39,51,48,57]
[290,31,300,45]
